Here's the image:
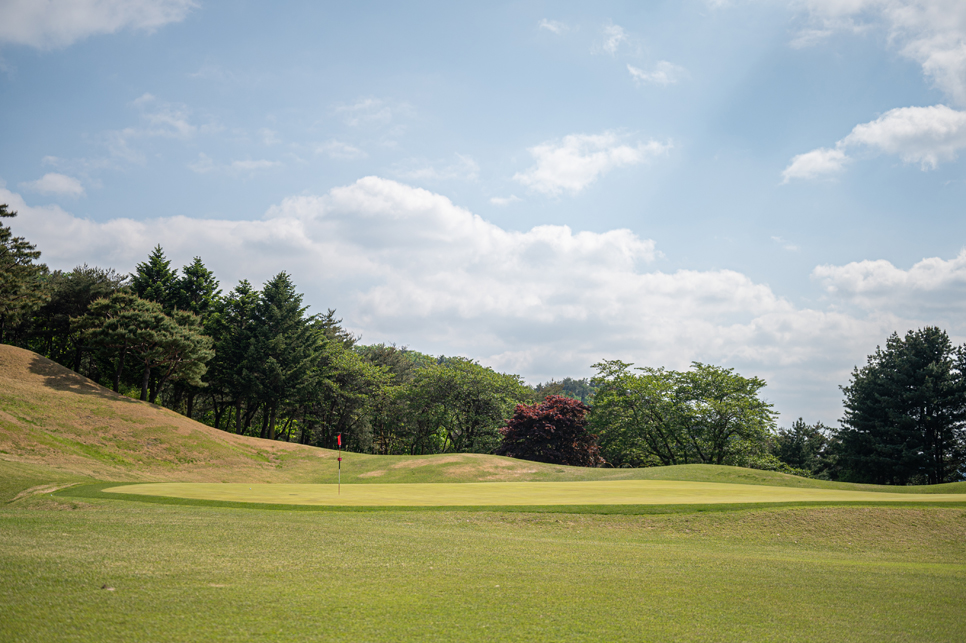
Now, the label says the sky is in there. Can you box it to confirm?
[2,0,966,426]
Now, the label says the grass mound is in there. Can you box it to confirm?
[3,344,965,501]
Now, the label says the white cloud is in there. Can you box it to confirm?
[627,61,688,86]
[3,177,944,424]
[782,146,848,181]
[797,0,966,105]
[538,19,570,35]
[317,140,367,160]
[187,152,215,174]
[843,104,966,168]
[392,154,479,182]
[813,249,966,312]
[514,131,671,196]
[260,129,280,146]
[601,24,628,55]
[19,173,85,197]
[335,98,396,128]
[771,236,799,252]
[230,159,280,171]
[0,0,196,49]
[783,105,966,180]
[187,153,280,174]
[490,195,521,206]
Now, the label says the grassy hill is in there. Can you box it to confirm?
[3,344,965,502]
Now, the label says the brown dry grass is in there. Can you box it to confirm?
[0,345,329,483]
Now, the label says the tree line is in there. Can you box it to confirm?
[2,204,963,482]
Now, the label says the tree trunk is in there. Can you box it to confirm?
[140,363,151,401]
[268,405,278,440]
[260,409,270,439]
[186,392,195,419]
[113,343,128,393]
[72,343,83,373]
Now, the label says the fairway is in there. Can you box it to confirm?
[104,479,966,507]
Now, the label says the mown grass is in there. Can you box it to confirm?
[4,345,966,641]
[99,479,966,508]
[2,486,965,642]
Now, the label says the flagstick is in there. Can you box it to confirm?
[337,434,342,495]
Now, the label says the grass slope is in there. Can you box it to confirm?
[3,345,966,641]
[3,344,966,501]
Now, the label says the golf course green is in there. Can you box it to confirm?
[3,348,966,642]
[104,479,966,506]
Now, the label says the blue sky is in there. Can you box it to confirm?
[3,0,966,425]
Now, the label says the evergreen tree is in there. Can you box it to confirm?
[771,419,831,476]
[207,280,261,433]
[837,327,966,484]
[0,204,49,343]
[29,265,127,369]
[131,245,178,312]
[174,257,221,318]
[249,272,322,439]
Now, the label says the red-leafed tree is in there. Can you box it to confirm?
[495,395,605,467]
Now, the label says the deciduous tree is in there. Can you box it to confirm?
[496,395,604,466]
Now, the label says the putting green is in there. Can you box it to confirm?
[103,479,966,507]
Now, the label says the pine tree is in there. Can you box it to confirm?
[249,272,322,439]
[0,204,49,343]
[131,245,178,312]
[838,327,966,484]
[174,257,221,318]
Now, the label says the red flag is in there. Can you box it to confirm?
[337,434,342,447]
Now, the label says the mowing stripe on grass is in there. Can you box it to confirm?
[101,479,966,507]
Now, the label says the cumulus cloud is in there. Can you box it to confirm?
[797,0,966,105]
[843,104,966,168]
[627,61,688,86]
[782,146,849,181]
[514,132,670,196]
[538,19,570,35]
[814,249,966,312]
[0,0,196,49]
[1,177,944,424]
[19,173,85,197]
[783,105,966,180]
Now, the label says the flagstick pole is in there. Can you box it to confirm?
[338,434,342,495]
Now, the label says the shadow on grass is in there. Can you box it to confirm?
[57,483,966,516]
[28,354,142,406]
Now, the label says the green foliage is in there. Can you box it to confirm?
[131,245,179,312]
[77,292,213,402]
[534,376,596,402]
[770,418,832,477]
[836,327,966,484]
[590,360,776,467]
[174,256,221,319]
[0,204,49,343]
[24,264,128,370]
